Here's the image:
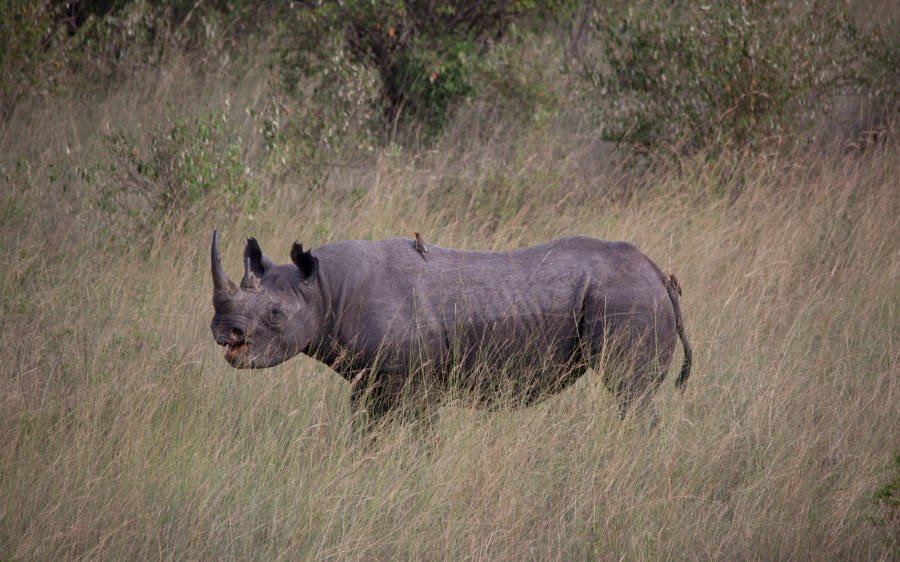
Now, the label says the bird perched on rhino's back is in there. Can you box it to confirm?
[210,232,692,422]
[414,232,428,260]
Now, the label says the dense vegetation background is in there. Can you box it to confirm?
[2,0,898,558]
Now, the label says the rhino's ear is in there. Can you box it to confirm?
[291,242,318,280]
[244,237,275,277]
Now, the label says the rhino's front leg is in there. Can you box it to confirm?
[348,369,399,429]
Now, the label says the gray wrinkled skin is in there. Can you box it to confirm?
[210,232,692,420]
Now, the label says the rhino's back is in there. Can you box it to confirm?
[317,236,668,354]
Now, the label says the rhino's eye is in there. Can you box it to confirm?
[266,308,285,326]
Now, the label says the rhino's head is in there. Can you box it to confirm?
[210,231,322,368]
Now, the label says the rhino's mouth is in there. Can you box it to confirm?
[224,341,247,362]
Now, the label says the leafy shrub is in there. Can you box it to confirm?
[473,29,569,128]
[100,112,255,236]
[276,1,573,136]
[266,13,381,187]
[1,1,68,120]
[873,454,900,556]
[578,0,898,152]
[0,0,261,121]
[0,0,184,127]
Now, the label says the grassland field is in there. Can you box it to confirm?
[1,38,898,560]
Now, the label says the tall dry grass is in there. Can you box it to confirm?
[1,55,898,560]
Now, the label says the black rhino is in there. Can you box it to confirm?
[210,232,691,421]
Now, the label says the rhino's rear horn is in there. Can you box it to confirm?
[242,237,274,286]
[241,256,261,290]
[211,230,238,295]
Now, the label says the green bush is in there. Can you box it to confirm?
[1,1,67,119]
[578,0,898,152]
[100,112,255,237]
[0,0,261,121]
[390,36,477,134]
[267,10,381,187]
[873,454,900,555]
[275,1,573,137]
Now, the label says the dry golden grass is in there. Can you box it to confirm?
[1,59,898,560]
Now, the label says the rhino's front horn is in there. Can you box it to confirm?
[211,230,238,295]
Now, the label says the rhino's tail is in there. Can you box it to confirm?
[664,273,692,390]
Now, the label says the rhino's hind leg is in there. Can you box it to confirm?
[615,368,661,427]
[605,336,673,425]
